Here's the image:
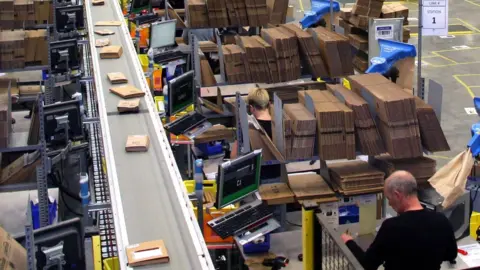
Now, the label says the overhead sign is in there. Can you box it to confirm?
[422,0,449,36]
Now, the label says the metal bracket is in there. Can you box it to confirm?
[42,243,65,270]
[87,202,112,212]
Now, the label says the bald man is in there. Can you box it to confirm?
[341,171,457,270]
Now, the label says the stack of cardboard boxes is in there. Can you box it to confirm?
[261,27,301,82]
[299,90,355,161]
[13,0,35,28]
[283,103,316,160]
[266,0,289,24]
[0,30,25,69]
[187,0,267,28]
[0,0,14,30]
[235,36,272,83]
[381,3,409,25]
[348,73,423,159]
[0,79,12,148]
[280,24,328,79]
[372,155,436,186]
[308,26,353,78]
[414,97,450,152]
[329,160,385,194]
[222,44,249,84]
[327,83,385,156]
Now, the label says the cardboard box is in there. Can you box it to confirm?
[109,85,145,98]
[288,173,336,200]
[259,183,295,205]
[100,45,123,59]
[117,99,140,113]
[107,72,128,84]
[25,29,47,64]
[125,135,150,152]
[0,226,27,270]
[34,0,52,23]
[126,240,169,267]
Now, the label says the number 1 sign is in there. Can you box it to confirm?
[422,0,448,36]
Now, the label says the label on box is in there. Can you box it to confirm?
[356,194,377,205]
[375,25,394,40]
[133,248,163,260]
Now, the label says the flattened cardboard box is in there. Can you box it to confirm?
[126,239,169,266]
[100,45,122,59]
[117,99,140,113]
[110,85,145,98]
[125,135,150,152]
[107,72,128,84]
[0,226,27,270]
[259,183,295,205]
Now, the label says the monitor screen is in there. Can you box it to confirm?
[130,0,150,13]
[150,19,176,49]
[169,70,194,115]
[216,150,262,209]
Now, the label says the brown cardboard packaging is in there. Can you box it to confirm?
[107,72,128,84]
[94,29,115,36]
[186,0,209,28]
[126,240,169,266]
[92,0,104,5]
[283,103,316,136]
[109,85,145,99]
[125,135,150,152]
[95,38,110,47]
[414,97,450,152]
[25,29,47,64]
[259,183,295,205]
[33,0,52,23]
[329,160,385,192]
[288,173,335,200]
[0,226,27,270]
[100,45,123,59]
[117,99,140,113]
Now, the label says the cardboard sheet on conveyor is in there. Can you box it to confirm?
[288,173,336,200]
[307,27,354,78]
[329,160,385,192]
[327,84,385,156]
[280,24,328,78]
[297,90,355,160]
[371,155,436,185]
[348,73,422,159]
[414,97,450,152]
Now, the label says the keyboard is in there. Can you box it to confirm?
[164,111,206,135]
[154,50,185,63]
[208,201,273,239]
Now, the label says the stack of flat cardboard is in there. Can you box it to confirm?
[24,29,47,65]
[280,24,328,79]
[339,7,352,21]
[339,16,365,36]
[223,44,249,84]
[259,183,295,205]
[261,27,301,82]
[284,103,316,160]
[299,90,355,160]
[414,97,450,152]
[187,0,209,28]
[327,84,385,156]
[0,0,14,29]
[352,0,384,18]
[0,30,25,69]
[207,0,229,28]
[13,0,35,28]
[307,27,353,78]
[245,0,268,26]
[235,36,270,83]
[381,3,408,25]
[348,73,422,159]
[348,14,369,29]
[0,79,11,147]
[372,155,436,185]
[353,50,368,73]
[403,26,410,42]
[34,0,52,25]
[252,36,280,83]
[230,0,249,25]
[267,0,288,24]
[288,173,336,201]
[329,160,385,193]
[348,33,368,53]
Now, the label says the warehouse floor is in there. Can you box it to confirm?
[289,0,480,168]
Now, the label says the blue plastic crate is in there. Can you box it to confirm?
[31,199,57,229]
[243,234,271,254]
[339,205,359,224]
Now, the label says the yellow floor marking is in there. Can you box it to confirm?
[298,0,304,12]
[457,18,480,33]
[454,74,477,98]
[465,0,480,8]
[431,51,458,64]
[429,155,453,160]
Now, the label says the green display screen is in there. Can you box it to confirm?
[217,152,262,208]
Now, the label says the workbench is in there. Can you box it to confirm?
[84,0,213,268]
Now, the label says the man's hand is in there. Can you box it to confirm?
[341,233,354,243]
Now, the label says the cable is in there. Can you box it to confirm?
[286,219,302,227]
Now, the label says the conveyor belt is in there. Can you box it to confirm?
[84,1,214,269]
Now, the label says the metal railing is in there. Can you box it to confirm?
[316,214,364,270]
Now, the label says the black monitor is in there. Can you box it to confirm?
[44,100,84,145]
[168,70,195,115]
[130,0,151,13]
[215,150,262,209]
[50,39,80,74]
[15,218,85,269]
[55,5,85,32]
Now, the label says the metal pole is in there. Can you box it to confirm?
[416,0,423,98]
[37,95,50,228]
[329,0,334,31]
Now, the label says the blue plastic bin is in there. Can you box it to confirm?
[339,205,359,224]
[31,199,57,229]
[243,234,271,254]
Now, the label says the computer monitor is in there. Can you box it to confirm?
[50,39,80,74]
[15,218,85,269]
[55,5,85,32]
[44,100,84,145]
[150,19,177,49]
[130,0,151,13]
[215,149,262,209]
[168,70,195,116]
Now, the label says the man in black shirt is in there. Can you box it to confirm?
[341,170,457,270]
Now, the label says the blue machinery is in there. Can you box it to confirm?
[469,97,480,157]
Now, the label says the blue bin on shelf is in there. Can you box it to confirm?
[243,234,271,254]
[31,199,57,229]
[339,205,359,224]
[300,0,340,28]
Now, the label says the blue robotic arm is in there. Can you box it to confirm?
[467,97,480,157]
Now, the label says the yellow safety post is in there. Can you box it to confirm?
[302,201,318,270]
[92,236,102,270]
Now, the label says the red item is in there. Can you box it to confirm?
[458,249,468,256]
